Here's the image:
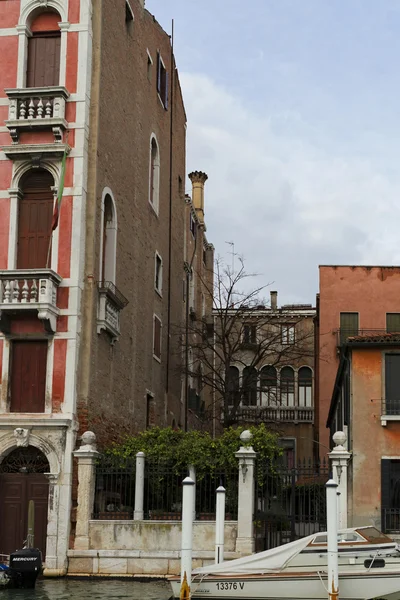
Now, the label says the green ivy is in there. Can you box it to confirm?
[105,424,281,480]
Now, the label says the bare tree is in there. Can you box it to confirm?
[183,258,315,428]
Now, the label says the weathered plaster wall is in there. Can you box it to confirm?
[318,266,400,451]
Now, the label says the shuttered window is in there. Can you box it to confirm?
[17,170,54,269]
[153,315,162,360]
[381,459,400,533]
[340,312,359,344]
[27,33,61,88]
[10,341,47,413]
[387,313,400,333]
[385,354,400,414]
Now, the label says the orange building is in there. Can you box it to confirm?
[318,266,400,531]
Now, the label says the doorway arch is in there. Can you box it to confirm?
[0,446,50,557]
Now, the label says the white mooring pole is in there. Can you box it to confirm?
[326,479,339,600]
[215,485,226,563]
[181,476,195,593]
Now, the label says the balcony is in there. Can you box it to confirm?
[380,399,400,426]
[234,405,314,424]
[97,281,129,343]
[337,329,400,348]
[0,269,62,333]
[4,87,69,145]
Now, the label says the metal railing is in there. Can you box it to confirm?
[337,329,400,346]
[381,399,400,416]
[236,406,314,424]
[382,508,400,533]
[93,456,136,519]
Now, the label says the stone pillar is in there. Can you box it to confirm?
[188,171,208,224]
[134,451,145,520]
[235,430,257,555]
[73,431,99,550]
[328,431,351,530]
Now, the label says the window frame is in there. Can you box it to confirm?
[298,366,313,408]
[243,323,257,345]
[387,313,400,333]
[153,314,162,362]
[281,324,295,345]
[154,252,163,296]
[156,51,168,109]
[149,134,160,214]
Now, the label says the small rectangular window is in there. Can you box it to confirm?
[243,324,257,344]
[387,313,400,333]
[146,392,155,428]
[281,324,295,345]
[339,312,359,344]
[155,253,162,295]
[190,213,196,237]
[156,52,168,109]
[153,315,162,361]
[385,354,400,415]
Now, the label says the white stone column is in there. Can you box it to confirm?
[235,430,257,555]
[72,431,99,550]
[189,464,196,521]
[329,430,351,530]
[134,451,145,520]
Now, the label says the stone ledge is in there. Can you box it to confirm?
[67,550,239,560]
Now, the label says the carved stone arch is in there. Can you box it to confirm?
[0,431,60,475]
[11,160,59,192]
[19,0,67,27]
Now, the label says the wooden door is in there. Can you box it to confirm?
[27,34,61,88]
[17,170,54,269]
[0,473,49,558]
[10,341,47,413]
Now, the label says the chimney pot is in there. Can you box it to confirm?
[270,291,278,310]
[188,171,208,223]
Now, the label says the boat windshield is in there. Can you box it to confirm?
[311,531,366,545]
[356,527,393,543]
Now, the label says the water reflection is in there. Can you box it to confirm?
[1,578,171,600]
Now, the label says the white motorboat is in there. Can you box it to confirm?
[169,527,400,599]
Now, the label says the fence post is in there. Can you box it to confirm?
[181,476,195,590]
[235,430,257,555]
[328,431,351,530]
[215,485,226,563]
[326,479,339,600]
[134,451,145,520]
[73,431,99,550]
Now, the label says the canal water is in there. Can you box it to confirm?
[1,579,172,600]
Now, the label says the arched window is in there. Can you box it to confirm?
[242,366,258,407]
[149,136,160,212]
[298,367,313,407]
[227,366,240,407]
[101,191,117,285]
[17,169,54,269]
[260,366,277,406]
[27,11,61,87]
[280,367,294,407]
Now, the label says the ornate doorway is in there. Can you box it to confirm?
[0,447,49,558]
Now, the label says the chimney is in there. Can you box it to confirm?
[270,291,278,310]
[188,171,208,224]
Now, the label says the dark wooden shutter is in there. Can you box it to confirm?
[340,312,359,344]
[0,475,25,556]
[387,313,400,333]
[10,341,47,413]
[27,33,61,88]
[385,354,400,407]
[17,170,54,269]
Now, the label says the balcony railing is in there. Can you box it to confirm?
[4,87,69,143]
[0,269,62,333]
[379,398,400,426]
[382,508,400,534]
[234,405,314,424]
[337,329,400,347]
[97,281,128,343]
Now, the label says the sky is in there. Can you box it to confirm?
[146,0,400,305]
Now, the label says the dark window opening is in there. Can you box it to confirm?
[384,354,400,415]
[227,366,240,407]
[260,366,277,405]
[387,313,400,333]
[280,366,295,406]
[243,324,257,344]
[153,315,162,360]
[281,324,295,345]
[298,366,313,407]
[242,366,257,406]
[157,52,168,108]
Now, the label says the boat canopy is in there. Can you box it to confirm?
[193,534,315,575]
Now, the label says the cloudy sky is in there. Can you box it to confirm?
[146,0,400,305]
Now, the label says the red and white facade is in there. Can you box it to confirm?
[0,0,93,574]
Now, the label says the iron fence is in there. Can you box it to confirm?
[382,508,400,534]
[93,456,238,520]
[254,458,330,551]
[93,455,136,519]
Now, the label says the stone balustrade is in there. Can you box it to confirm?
[5,87,69,143]
[236,405,314,424]
[0,269,62,333]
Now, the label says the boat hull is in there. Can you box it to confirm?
[169,571,400,600]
